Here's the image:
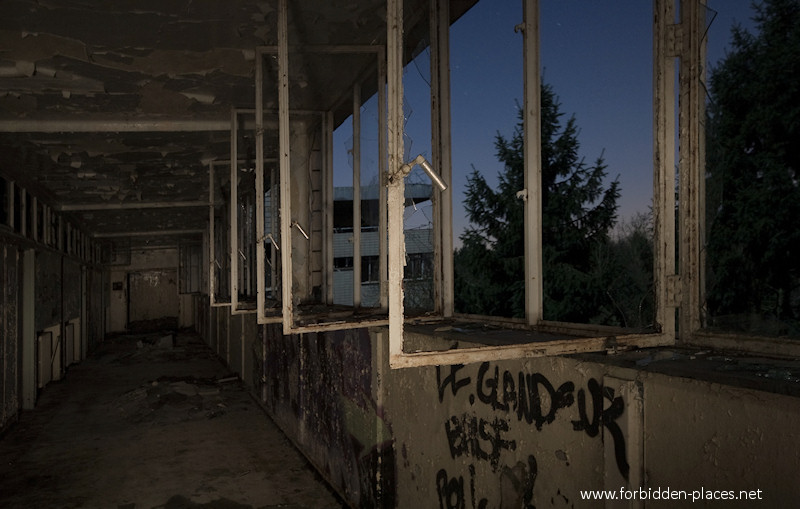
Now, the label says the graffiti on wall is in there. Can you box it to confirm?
[435,362,628,508]
[262,326,395,508]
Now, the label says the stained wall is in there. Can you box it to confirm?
[195,295,800,508]
[107,248,182,332]
[0,245,20,432]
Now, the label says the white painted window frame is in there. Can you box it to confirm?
[388,0,676,368]
[664,0,800,358]
[230,108,259,315]
[260,0,400,332]
[208,160,231,308]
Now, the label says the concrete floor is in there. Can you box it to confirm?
[0,330,346,509]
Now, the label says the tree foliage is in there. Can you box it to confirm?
[705,0,800,333]
[454,83,623,322]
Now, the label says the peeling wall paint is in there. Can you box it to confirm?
[1,236,104,429]
[108,248,179,332]
[127,269,178,324]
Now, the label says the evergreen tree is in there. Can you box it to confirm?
[705,0,800,333]
[454,83,620,321]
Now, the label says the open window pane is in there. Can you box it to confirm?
[209,161,232,306]
[401,0,437,314]
[254,46,284,323]
[274,5,388,332]
[451,0,524,318]
[391,0,671,367]
[703,1,800,337]
[231,109,258,312]
[537,1,655,330]
[332,114,358,306]
[262,158,281,307]
[332,96,385,308]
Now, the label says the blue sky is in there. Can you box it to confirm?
[333,0,758,245]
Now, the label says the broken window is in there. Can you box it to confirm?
[698,1,800,346]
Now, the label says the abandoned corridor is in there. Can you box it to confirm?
[0,329,345,509]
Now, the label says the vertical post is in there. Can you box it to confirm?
[7,180,14,230]
[324,112,335,305]
[22,249,35,409]
[270,158,279,301]
[256,48,266,322]
[353,85,362,307]
[523,0,542,325]
[209,162,216,305]
[433,0,454,317]
[230,109,240,312]
[387,0,405,360]
[679,0,707,340]
[653,0,678,340]
[278,0,294,334]
[430,0,442,314]
[81,266,87,361]
[31,196,37,242]
[20,188,26,238]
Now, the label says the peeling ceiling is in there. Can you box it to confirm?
[0,0,474,249]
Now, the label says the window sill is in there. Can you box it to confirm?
[389,318,668,368]
[574,345,800,398]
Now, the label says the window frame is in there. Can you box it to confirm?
[257,5,399,333]
[208,160,234,308]
[229,108,260,315]
[387,0,676,368]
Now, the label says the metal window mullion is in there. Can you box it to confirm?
[7,180,14,229]
[255,50,269,324]
[278,0,294,334]
[270,158,279,301]
[353,85,362,307]
[209,162,216,305]
[438,0,454,317]
[387,0,405,361]
[378,50,389,311]
[31,196,37,242]
[523,0,543,325]
[430,0,443,315]
[679,0,706,339]
[324,111,334,305]
[20,188,26,237]
[230,109,240,313]
[653,0,678,339]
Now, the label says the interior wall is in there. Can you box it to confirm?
[107,248,178,332]
[1,235,103,432]
[127,269,179,324]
